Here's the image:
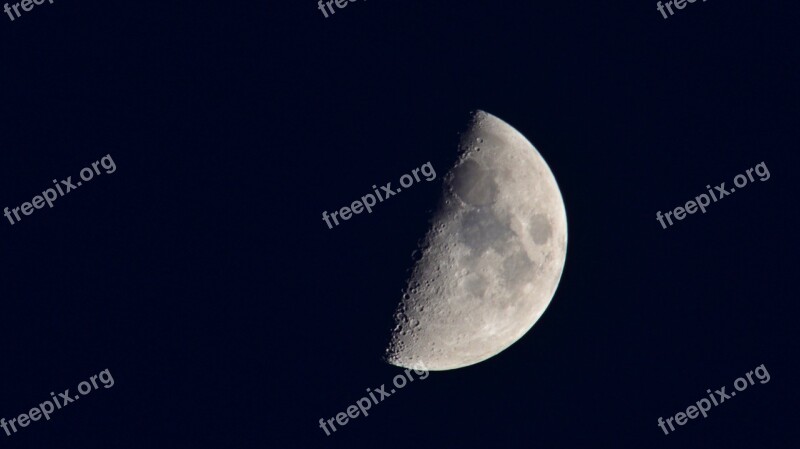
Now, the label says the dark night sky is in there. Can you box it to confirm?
[0,0,798,448]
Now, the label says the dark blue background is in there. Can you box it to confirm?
[0,0,797,447]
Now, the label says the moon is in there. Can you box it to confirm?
[384,111,567,371]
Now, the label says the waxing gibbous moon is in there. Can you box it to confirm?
[384,111,567,371]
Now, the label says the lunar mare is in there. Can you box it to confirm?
[384,111,567,371]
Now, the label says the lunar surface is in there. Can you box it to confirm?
[384,111,567,371]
